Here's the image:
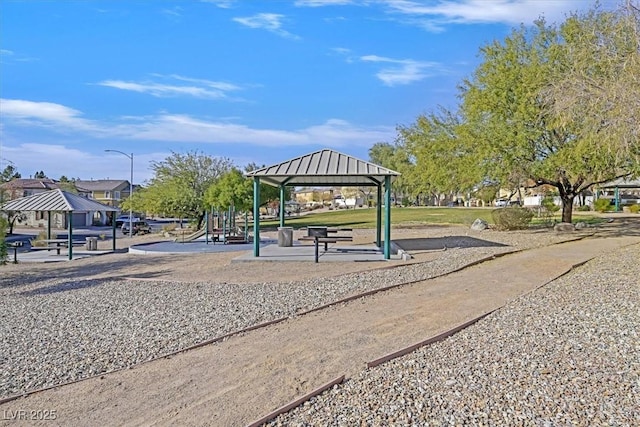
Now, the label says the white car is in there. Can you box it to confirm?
[494,199,509,207]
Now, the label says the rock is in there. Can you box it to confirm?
[574,222,589,230]
[554,222,575,232]
[470,218,489,231]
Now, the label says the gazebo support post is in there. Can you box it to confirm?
[384,175,391,260]
[279,185,286,227]
[253,177,261,257]
[376,183,382,247]
[47,211,52,240]
[67,212,73,260]
[112,218,117,251]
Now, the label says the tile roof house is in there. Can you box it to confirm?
[75,180,131,208]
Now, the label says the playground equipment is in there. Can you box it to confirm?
[176,206,250,244]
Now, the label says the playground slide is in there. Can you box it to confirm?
[174,227,206,242]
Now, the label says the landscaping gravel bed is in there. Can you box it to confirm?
[1,244,517,398]
[269,243,640,426]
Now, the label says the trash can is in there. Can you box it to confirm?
[86,237,98,251]
[277,227,293,247]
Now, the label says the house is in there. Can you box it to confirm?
[75,180,131,208]
[0,178,121,227]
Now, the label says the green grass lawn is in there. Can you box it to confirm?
[259,206,604,230]
[260,207,495,230]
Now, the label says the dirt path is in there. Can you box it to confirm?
[4,234,638,427]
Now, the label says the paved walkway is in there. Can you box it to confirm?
[3,235,639,427]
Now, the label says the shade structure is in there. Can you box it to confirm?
[1,189,119,260]
[245,149,400,259]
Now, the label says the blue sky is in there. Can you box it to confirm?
[1,0,616,184]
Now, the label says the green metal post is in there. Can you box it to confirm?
[279,185,286,227]
[67,212,73,260]
[614,187,620,212]
[384,176,392,260]
[205,211,209,244]
[253,177,261,257]
[376,184,382,247]
[112,217,116,251]
[47,211,52,240]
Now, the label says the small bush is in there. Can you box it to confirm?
[30,231,48,246]
[0,217,8,265]
[629,204,640,214]
[492,206,534,230]
[162,223,177,232]
[576,205,591,212]
[594,198,614,213]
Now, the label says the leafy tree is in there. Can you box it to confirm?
[368,142,413,204]
[1,165,21,182]
[204,168,253,212]
[57,176,78,193]
[33,171,47,179]
[459,7,639,223]
[397,109,484,206]
[136,151,233,228]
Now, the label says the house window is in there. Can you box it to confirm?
[104,191,111,199]
[89,192,95,199]
[36,211,45,220]
[114,191,121,200]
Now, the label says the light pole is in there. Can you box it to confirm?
[105,150,134,237]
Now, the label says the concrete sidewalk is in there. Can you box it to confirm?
[3,235,639,427]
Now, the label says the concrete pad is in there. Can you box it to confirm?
[233,242,403,262]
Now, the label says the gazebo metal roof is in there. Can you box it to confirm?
[1,189,119,260]
[246,149,399,260]
[245,149,400,187]
[1,189,118,212]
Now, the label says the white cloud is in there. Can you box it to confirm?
[380,0,604,28]
[3,143,165,182]
[0,49,14,56]
[200,0,236,8]
[1,99,394,149]
[0,99,102,132]
[97,74,244,99]
[233,13,301,40]
[360,55,443,86]
[294,0,355,6]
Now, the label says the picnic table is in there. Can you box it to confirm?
[30,239,85,255]
[298,226,353,263]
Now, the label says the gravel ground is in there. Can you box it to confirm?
[0,220,633,404]
[1,245,520,398]
[269,243,640,426]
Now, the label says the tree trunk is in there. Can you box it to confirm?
[560,194,575,223]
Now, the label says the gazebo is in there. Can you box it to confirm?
[1,189,119,260]
[245,149,400,259]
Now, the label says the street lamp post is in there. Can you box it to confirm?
[105,150,134,237]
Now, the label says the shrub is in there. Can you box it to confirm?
[30,231,48,247]
[576,205,591,212]
[593,198,614,213]
[629,204,640,214]
[0,217,8,265]
[492,206,534,230]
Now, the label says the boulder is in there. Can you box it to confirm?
[471,218,489,231]
[554,222,575,232]
[574,221,589,230]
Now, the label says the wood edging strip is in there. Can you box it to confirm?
[366,311,496,368]
[246,375,345,427]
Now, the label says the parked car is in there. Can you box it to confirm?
[115,215,141,227]
[121,220,152,235]
[494,199,509,207]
